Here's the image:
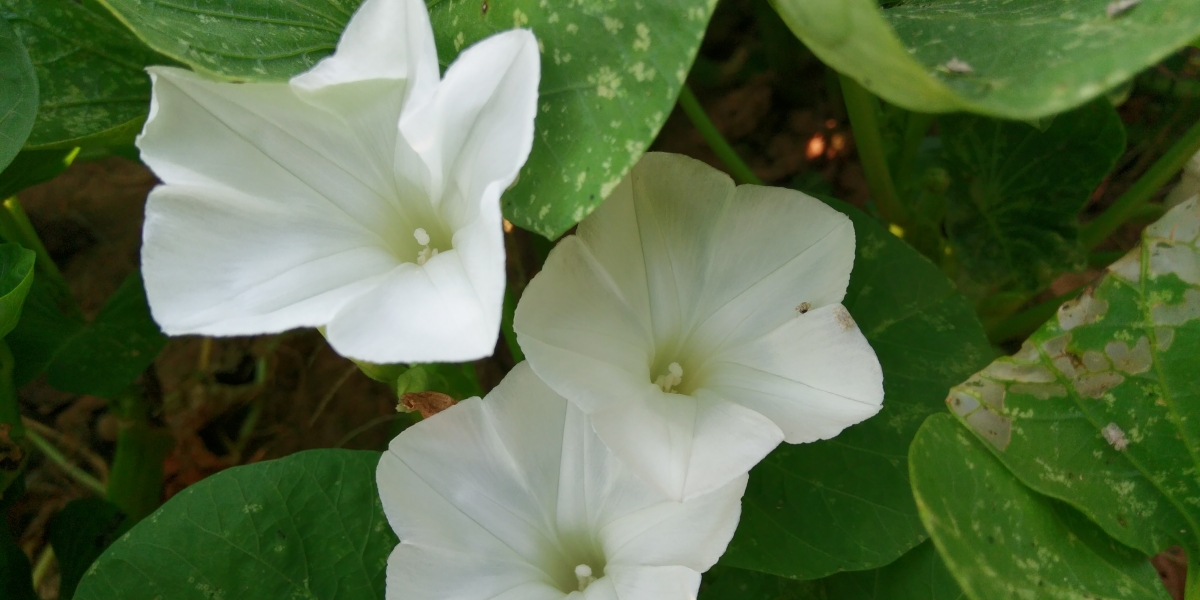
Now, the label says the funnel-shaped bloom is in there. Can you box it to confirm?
[377,362,746,600]
[515,152,884,500]
[138,0,539,362]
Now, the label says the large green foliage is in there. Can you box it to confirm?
[8,270,165,397]
[93,0,718,238]
[941,100,1126,302]
[48,498,131,600]
[941,197,1200,559]
[1,0,160,149]
[0,16,36,172]
[702,542,965,599]
[0,243,33,338]
[718,197,992,579]
[911,414,1171,600]
[75,450,395,600]
[771,0,1200,119]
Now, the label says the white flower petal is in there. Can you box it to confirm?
[291,0,438,102]
[384,517,559,600]
[589,391,778,501]
[378,394,564,577]
[397,29,540,217]
[579,152,735,342]
[378,363,743,600]
[141,185,395,335]
[140,67,408,242]
[325,251,494,362]
[605,566,702,600]
[517,236,655,413]
[688,184,855,353]
[704,304,885,443]
[139,0,534,364]
[601,468,746,570]
[516,152,881,497]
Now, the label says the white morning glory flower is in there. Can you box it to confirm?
[137,0,539,363]
[514,152,884,500]
[377,362,746,600]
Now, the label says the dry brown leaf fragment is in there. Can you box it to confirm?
[400,391,456,419]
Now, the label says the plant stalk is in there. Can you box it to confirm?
[677,85,763,186]
[24,427,106,496]
[106,385,173,522]
[1080,117,1200,249]
[839,74,909,228]
[987,286,1086,344]
[0,196,66,287]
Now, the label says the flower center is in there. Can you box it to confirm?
[413,228,438,265]
[654,362,684,393]
[574,564,597,592]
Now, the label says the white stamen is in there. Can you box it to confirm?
[413,228,438,265]
[574,564,596,591]
[655,362,684,393]
[413,228,431,246]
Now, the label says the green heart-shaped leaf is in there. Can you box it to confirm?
[771,0,1200,119]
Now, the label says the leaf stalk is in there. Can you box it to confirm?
[839,74,909,228]
[677,85,764,186]
[1080,117,1200,249]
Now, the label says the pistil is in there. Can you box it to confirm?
[574,564,597,591]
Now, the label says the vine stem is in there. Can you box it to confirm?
[986,286,1084,344]
[1080,117,1200,249]
[677,85,764,186]
[0,196,67,287]
[838,74,909,228]
[24,427,107,496]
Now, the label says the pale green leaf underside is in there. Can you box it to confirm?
[770,0,1200,119]
[94,0,719,238]
[946,197,1200,558]
[911,414,1172,600]
[75,450,395,600]
[719,198,992,580]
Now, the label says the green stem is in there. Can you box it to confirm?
[1088,250,1126,268]
[0,196,80,317]
[1080,117,1200,249]
[896,112,934,191]
[677,85,763,186]
[987,286,1085,344]
[24,427,106,496]
[106,385,173,522]
[0,197,66,287]
[839,74,908,227]
[31,545,55,590]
